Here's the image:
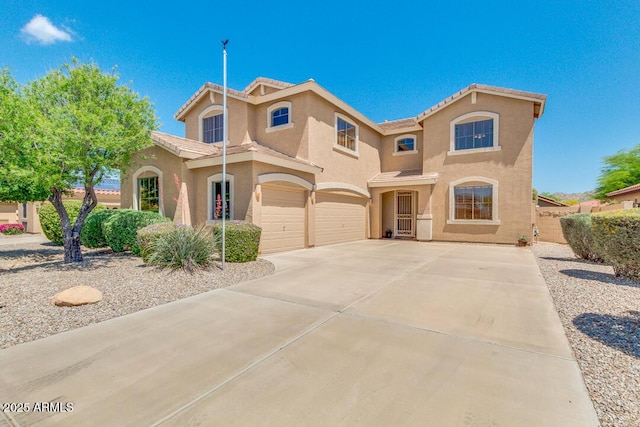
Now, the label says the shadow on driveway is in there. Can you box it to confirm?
[574,311,640,358]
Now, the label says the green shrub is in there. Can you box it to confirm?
[146,225,216,272]
[592,209,640,280]
[560,213,603,262]
[102,209,171,253]
[80,209,119,248]
[39,201,105,245]
[213,220,261,262]
[136,222,179,262]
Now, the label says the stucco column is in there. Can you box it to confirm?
[416,185,433,241]
[307,190,316,247]
[251,184,262,227]
[370,190,382,239]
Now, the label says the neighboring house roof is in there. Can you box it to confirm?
[174,79,547,137]
[151,131,218,159]
[71,188,120,196]
[369,170,439,188]
[416,83,546,122]
[606,183,640,197]
[537,195,568,207]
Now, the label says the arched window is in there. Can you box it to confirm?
[199,105,224,143]
[132,166,164,215]
[266,101,293,132]
[448,177,500,224]
[393,134,417,155]
[207,173,234,221]
[449,111,500,155]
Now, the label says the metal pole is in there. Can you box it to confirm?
[221,40,228,270]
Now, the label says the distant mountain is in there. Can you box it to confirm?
[551,191,596,202]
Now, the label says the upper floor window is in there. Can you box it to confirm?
[266,101,293,132]
[203,114,224,143]
[393,134,417,155]
[335,113,358,155]
[455,119,493,150]
[449,111,500,155]
[272,108,289,127]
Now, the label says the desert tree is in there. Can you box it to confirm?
[0,60,157,262]
[596,144,640,200]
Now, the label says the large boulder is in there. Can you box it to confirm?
[52,286,103,307]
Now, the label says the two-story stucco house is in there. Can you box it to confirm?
[121,77,546,253]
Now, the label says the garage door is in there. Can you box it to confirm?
[315,193,367,246]
[260,185,306,254]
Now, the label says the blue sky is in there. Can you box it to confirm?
[2,0,639,194]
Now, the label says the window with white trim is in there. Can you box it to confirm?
[208,173,234,220]
[138,176,159,212]
[448,177,499,224]
[449,112,500,154]
[335,113,358,154]
[393,134,417,155]
[454,185,492,220]
[266,101,293,132]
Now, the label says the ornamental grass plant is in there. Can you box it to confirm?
[145,224,216,272]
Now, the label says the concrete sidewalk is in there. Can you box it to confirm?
[0,240,599,426]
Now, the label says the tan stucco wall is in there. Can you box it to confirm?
[254,92,311,160]
[380,133,423,172]
[0,202,19,224]
[183,95,251,145]
[423,92,536,244]
[121,146,184,220]
[307,93,381,191]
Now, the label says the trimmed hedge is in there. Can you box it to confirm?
[560,213,603,262]
[145,225,216,272]
[592,209,640,280]
[102,209,171,253]
[39,201,105,245]
[213,220,262,262]
[80,209,119,248]
[136,222,179,263]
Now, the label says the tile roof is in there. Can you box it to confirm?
[417,83,547,122]
[378,118,418,131]
[71,188,120,196]
[243,77,294,93]
[606,183,640,197]
[195,140,320,169]
[151,131,217,158]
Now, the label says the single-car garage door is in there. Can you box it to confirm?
[315,192,367,246]
[260,185,306,254]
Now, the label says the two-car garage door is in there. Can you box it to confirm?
[260,185,368,253]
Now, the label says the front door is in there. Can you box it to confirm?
[395,191,414,237]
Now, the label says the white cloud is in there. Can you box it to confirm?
[21,14,73,45]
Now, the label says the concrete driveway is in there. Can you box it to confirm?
[0,240,598,426]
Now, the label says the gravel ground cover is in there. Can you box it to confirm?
[532,242,640,427]
[0,240,274,350]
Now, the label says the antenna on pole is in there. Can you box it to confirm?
[221,39,229,270]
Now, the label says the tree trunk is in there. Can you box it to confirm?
[63,228,84,262]
[49,185,97,263]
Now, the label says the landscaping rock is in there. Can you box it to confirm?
[52,286,103,307]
